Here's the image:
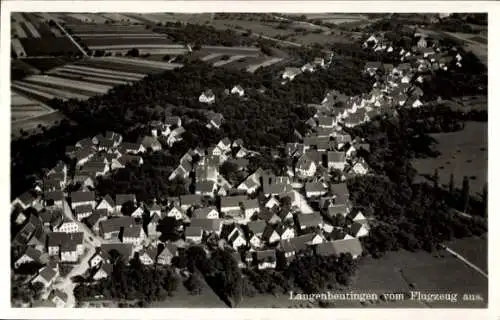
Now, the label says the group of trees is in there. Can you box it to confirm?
[344,113,487,257]
[153,22,255,47]
[73,254,179,305]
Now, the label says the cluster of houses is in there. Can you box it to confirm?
[281,53,334,83]
[198,84,247,105]
[12,32,465,305]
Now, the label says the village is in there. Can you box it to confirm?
[10,28,468,308]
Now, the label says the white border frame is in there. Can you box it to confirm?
[1,2,498,319]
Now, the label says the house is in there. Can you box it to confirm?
[417,36,428,48]
[47,232,84,260]
[282,67,302,81]
[207,112,224,129]
[166,205,186,221]
[301,63,315,73]
[84,209,108,234]
[130,206,145,219]
[195,181,217,198]
[199,89,216,104]
[53,217,79,233]
[296,212,323,230]
[421,47,435,58]
[317,116,336,128]
[237,176,260,195]
[243,199,260,220]
[99,216,137,240]
[276,224,295,240]
[122,224,144,245]
[220,195,247,216]
[141,136,162,151]
[185,226,203,243]
[120,142,146,155]
[139,247,157,265]
[190,218,223,236]
[148,201,162,218]
[91,243,134,267]
[92,263,114,280]
[167,127,186,147]
[180,194,202,211]
[305,182,327,198]
[247,220,266,248]
[96,195,115,213]
[192,206,219,219]
[254,250,277,270]
[295,154,317,178]
[31,265,58,288]
[231,85,245,97]
[262,225,281,244]
[14,246,43,269]
[278,233,322,261]
[12,191,36,211]
[407,96,423,108]
[349,159,370,175]
[48,289,68,307]
[327,151,346,171]
[316,238,363,259]
[169,160,192,181]
[327,203,350,218]
[350,221,370,238]
[227,225,247,249]
[70,191,96,210]
[115,194,137,213]
[74,204,93,221]
[157,242,178,265]
[165,116,182,128]
[365,62,382,76]
[43,191,65,209]
[150,121,170,137]
[75,148,95,167]
[314,57,325,68]
[265,196,280,210]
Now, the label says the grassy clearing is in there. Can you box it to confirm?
[412,121,487,196]
[446,235,488,272]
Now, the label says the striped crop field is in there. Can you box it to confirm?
[212,55,247,67]
[11,90,55,122]
[65,23,154,34]
[83,37,173,47]
[246,57,284,73]
[51,64,146,80]
[34,12,64,23]
[12,39,27,57]
[13,80,94,100]
[12,22,28,38]
[95,57,183,70]
[11,13,28,23]
[23,75,113,94]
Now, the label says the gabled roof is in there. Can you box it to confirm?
[190,218,222,232]
[327,151,346,163]
[75,204,93,214]
[115,194,136,206]
[47,232,84,247]
[19,246,42,262]
[70,191,95,203]
[185,226,203,237]
[99,216,136,234]
[305,182,327,194]
[101,243,134,260]
[297,212,323,228]
[330,183,349,197]
[123,225,142,238]
[196,180,216,193]
[99,195,115,207]
[327,204,349,217]
[44,191,64,202]
[365,61,382,69]
[180,194,202,207]
[37,266,57,283]
[247,220,267,235]
[316,238,363,257]
[221,195,248,208]
[192,206,218,219]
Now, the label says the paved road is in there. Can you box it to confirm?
[443,245,488,279]
[53,20,89,57]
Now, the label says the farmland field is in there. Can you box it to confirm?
[11,110,68,139]
[412,121,487,196]
[21,57,76,72]
[211,19,296,38]
[82,37,173,47]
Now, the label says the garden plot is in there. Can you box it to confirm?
[23,75,112,94]
[11,13,28,23]
[74,59,166,74]
[62,63,147,79]
[13,80,93,100]
[11,83,59,101]
[22,21,41,38]
[50,65,145,81]
[47,71,131,86]
[95,57,183,70]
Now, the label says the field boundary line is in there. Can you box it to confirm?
[443,246,488,279]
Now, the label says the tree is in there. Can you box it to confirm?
[462,176,470,213]
[184,271,204,295]
[126,48,140,57]
[432,168,439,190]
[448,173,455,194]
